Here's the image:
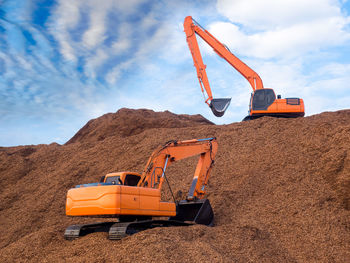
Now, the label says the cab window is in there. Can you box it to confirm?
[252,89,276,110]
[105,176,121,185]
[124,174,141,186]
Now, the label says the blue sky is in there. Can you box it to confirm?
[0,0,349,146]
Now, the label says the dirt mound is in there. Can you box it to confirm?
[66,108,213,144]
[0,109,349,262]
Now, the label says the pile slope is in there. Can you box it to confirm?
[0,109,349,262]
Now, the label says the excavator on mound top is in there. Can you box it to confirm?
[65,137,217,240]
[184,16,305,120]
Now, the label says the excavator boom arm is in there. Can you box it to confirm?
[138,137,218,199]
[184,16,264,92]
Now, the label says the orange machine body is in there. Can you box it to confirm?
[66,138,217,218]
[183,16,305,119]
[66,172,176,217]
[248,89,305,119]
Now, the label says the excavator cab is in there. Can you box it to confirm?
[210,98,231,117]
[251,89,276,111]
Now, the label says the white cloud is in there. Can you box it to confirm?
[84,23,132,79]
[212,0,350,59]
[111,22,132,55]
[49,0,148,79]
[82,0,147,49]
[217,0,342,29]
[313,62,350,77]
[252,59,306,94]
[85,49,108,78]
[49,0,82,61]
[306,94,350,115]
[82,0,112,49]
[3,0,33,23]
[105,23,172,84]
[112,38,130,55]
[140,12,158,31]
[83,20,133,79]
[114,0,147,15]
[50,0,146,60]
[105,59,134,85]
[309,63,350,94]
[208,18,350,59]
[256,60,350,116]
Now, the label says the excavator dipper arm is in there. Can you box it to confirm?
[139,137,218,200]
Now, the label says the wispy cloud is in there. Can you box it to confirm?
[48,0,82,61]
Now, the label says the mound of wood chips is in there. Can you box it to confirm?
[0,109,349,262]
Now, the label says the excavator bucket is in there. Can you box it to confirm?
[170,199,214,226]
[209,98,231,117]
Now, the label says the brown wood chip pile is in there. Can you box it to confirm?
[0,108,349,262]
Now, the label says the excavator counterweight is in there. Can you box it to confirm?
[64,137,218,240]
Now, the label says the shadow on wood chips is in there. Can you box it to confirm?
[0,108,349,262]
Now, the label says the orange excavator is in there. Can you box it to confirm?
[184,16,305,120]
[65,137,218,240]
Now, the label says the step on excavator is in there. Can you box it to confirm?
[184,16,305,120]
[64,137,218,240]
